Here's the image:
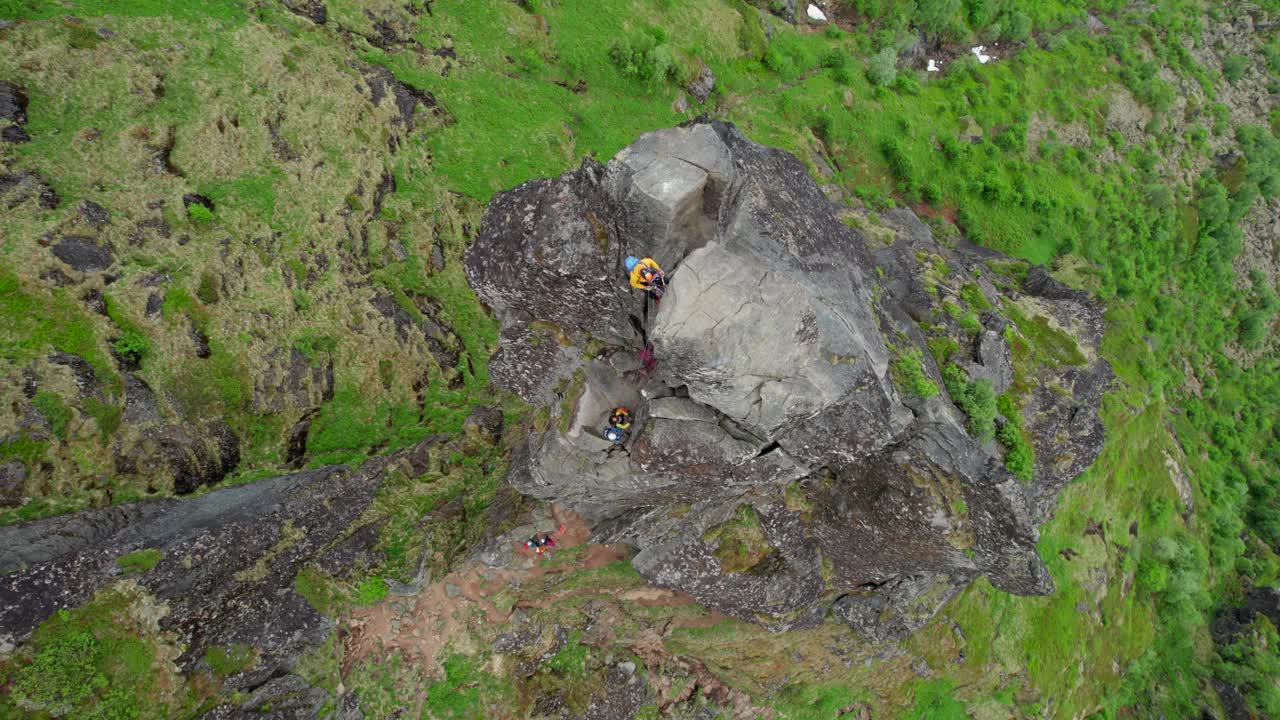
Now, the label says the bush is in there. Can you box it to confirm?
[1004,11,1032,42]
[941,365,997,441]
[608,29,677,85]
[1222,54,1247,84]
[866,47,898,87]
[187,203,213,223]
[916,0,960,36]
[820,48,847,70]
[113,330,150,364]
[892,348,940,399]
[1238,310,1272,347]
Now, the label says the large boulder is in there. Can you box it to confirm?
[465,120,1111,637]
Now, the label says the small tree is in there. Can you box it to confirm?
[866,47,898,87]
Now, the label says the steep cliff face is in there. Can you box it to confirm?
[465,120,1111,638]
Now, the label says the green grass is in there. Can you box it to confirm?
[1006,304,1088,368]
[186,203,213,224]
[353,576,388,605]
[904,679,968,720]
[423,653,514,719]
[0,270,117,388]
[203,643,256,678]
[1,585,194,718]
[31,391,73,442]
[116,549,163,575]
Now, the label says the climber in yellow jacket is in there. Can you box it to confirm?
[625,256,666,298]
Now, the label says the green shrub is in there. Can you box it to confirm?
[1222,54,1247,84]
[608,29,677,85]
[941,365,997,441]
[9,588,176,718]
[187,203,213,223]
[866,47,898,87]
[112,330,150,364]
[1004,11,1032,41]
[997,422,1035,480]
[892,348,940,399]
[1238,310,1272,348]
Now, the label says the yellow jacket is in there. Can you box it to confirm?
[629,258,663,289]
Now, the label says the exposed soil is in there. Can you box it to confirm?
[345,504,644,674]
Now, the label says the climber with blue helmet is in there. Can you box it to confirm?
[625,255,666,298]
[603,406,631,443]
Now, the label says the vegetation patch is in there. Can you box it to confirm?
[941,365,997,442]
[116,548,164,575]
[891,347,939,399]
[1,584,194,719]
[995,393,1035,481]
[31,391,73,442]
[704,504,773,573]
[1007,303,1087,367]
[203,643,256,678]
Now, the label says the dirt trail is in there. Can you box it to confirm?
[343,503,682,674]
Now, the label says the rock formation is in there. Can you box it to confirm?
[0,435,459,716]
[465,120,1111,638]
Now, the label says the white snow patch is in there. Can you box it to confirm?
[927,59,940,72]
[971,45,993,63]
[807,4,826,21]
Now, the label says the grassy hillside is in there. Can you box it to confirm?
[1,0,1277,717]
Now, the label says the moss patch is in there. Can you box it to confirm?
[704,504,773,574]
[116,549,163,575]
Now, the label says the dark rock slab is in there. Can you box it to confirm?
[362,64,443,129]
[0,80,27,125]
[0,461,25,508]
[1,125,28,143]
[52,236,113,272]
[114,420,241,495]
[76,200,110,228]
[280,0,327,24]
[0,171,60,210]
[48,351,98,398]
[182,193,214,211]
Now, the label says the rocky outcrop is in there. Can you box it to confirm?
[0,436,447,703]
[466,121,1110,638]
[280,0,327,24]
[1,80,29,143]
[51,236,115,272]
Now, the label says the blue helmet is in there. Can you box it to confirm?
[625,256,640,272]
